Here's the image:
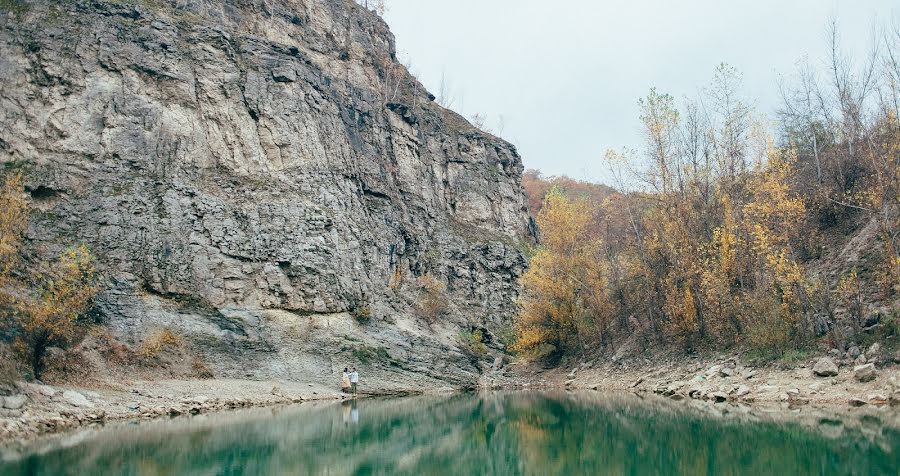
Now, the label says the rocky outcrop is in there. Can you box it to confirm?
[0,0,534,388]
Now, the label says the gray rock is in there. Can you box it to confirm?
[813,358,839,377]
[711,391,728,403]
[127,402,140,410]
[863,311,881,328]
[63,391,94,408]
[36,385,56,398]
[719,367,735,378]
[1,395,27,410]
[732,385,751,398]
[849,397,867,407]
[853,363,877,383]
[868,342,881,356]
[847,346,861,359]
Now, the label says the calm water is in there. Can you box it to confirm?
[1,391,898,475]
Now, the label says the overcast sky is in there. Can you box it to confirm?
[383,0,899,182]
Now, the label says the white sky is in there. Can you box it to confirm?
[383,0,899,182]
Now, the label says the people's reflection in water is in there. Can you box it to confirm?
[341,400,351,425]
[341,400,360,425]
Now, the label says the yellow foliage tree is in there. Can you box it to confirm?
[15,245,99,379]
[514,189,612,359]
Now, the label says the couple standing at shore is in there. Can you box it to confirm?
[341,367,359,395]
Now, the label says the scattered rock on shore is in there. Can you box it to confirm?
[813,358,838,377]
[63,391,94,408]
[852,364,877,383]
[1,395,27,410]
[849,397,867,407]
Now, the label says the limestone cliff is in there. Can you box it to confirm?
[0,0,534,389]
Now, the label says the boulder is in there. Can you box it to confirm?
[847,346,861,359]
[812,358,839,377]
[853,363,877,383]
[719,367,735,378]
[732,385,751,398]
[1,395,27,410]
[63,390,94,408]
[863,311,881,328]
[868,342,881,356]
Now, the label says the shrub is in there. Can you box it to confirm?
[140,328,183,359]
[460,329,488,356]
[191,358,214,379]
[415,274,449,323]
[351,305,372,324]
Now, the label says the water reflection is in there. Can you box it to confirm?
[1,392,898,475]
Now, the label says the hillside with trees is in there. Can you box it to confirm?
[515,27,899,365]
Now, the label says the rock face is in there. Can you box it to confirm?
[0,0,534,388]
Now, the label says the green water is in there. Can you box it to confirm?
[1,391,898,475]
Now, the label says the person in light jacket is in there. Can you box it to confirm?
[350,368,359,395]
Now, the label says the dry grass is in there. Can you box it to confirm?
[140,328,183,359]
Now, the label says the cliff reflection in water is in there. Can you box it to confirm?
[3,391,898,475]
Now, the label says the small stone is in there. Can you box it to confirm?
[711,391,728,403]
[63,391,94,408]
[744,369,757,379]
[853,364,877,383]
[732,385,751,398]
[854,354,867,366]
[849,397,867,407]
[630,377,644,388]
[813,358,839,377]
[847,346,861,359]
[719,367,735,378]
[168,406,182,416]
[868,394,887,405]
[127,402,140,410]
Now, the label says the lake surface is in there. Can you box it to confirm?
[1,391,898,475]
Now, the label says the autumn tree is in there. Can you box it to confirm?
[15,245,99,379]
[514,189,612,360]
[1,172,100,380]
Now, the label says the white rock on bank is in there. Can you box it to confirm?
[813,358,839,377]
[853,363,877,383]
[1,395,27,410]
[63,390,94,408]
